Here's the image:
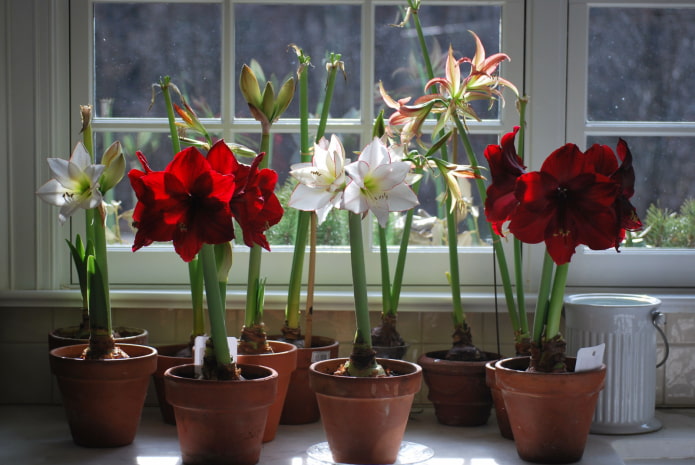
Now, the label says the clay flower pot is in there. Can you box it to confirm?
[495,356,607,464]
[48,326,148,350]
[49,343,157,447]
[417,350,500,426]
[152,343,193,424]
[165,363,278,465]
[276,336,339,425]
[485,359,513,439]
[237,340,297,442]
[309,357,422,465]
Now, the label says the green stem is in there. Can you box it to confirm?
[162,82,181,153]
[545,262,569,341]
[452,113,520,333]
[514,97,529,338]
[532,252,555,345]
[378,226,392,317]
[200,243,232,365]
[349,212,371,349]
[285,53,311,330]
[389,166,423,313]
[245,131,271,326]
[88,211,111,335]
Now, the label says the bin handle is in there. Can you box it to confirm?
[651,309,669,368]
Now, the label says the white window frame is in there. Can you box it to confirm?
[4,0,692,312]
[65,0,526,299]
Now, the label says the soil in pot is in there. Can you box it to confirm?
[495,356,607,464]
[153,343,193,424]
[237,340,297,442]
[271,335,339,425]
[165,363,278,465]
[49,343,157,447]
[309,357,422,465]
[418,350,500,426]
[48,326,149,350]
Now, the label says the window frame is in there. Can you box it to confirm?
[20,0,690,304]
[66,0,527,295]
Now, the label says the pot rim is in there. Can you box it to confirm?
[164,362,278,384]
[494,356,606,376]
[49,343,157,361]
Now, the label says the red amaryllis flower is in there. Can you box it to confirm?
[484,126,525,235]
[585,139,642,249]
[206,141,284,250]
[508,143,620,265]
[129,147,236,262]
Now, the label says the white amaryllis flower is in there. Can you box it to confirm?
[343,137,419,228]
[289,134,348,224]
[36,142,105,224]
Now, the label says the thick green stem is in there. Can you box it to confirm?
[245,131,271,326]
[348,212,371,349]
[452,114,520,333]
[285,55,311,330]
[378,226,392,317]
[545,263,569,341]
[532,252,555,345]
[200,243,232,365]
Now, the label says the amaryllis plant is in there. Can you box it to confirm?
[380,9,519,361]
[37,105,127,359]
[129,140,283,380]
[289,135,419,376]
[484,128,642,372]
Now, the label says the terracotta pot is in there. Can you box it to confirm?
[165,363,278,465]
[417,350,500,426]
[274,336,339,425]
[237,340,297,442]
[495,356,607,464]
[49,343,157,447]
[485,359,513,439]
[48,326,149,350]
[153,343,193,424]
[309,357,422,465]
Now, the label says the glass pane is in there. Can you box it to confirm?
[587,7,695,122]
[587,135,695,248]
[234,4,361,119]
[374,4,503,120]
[94,3,222,118]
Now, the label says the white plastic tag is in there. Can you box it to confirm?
[311,350,331,363]
[575,343,605,372]
[193,335,238,378]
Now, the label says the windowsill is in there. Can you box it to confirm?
[2,405,693,464]
[1,288,695,313]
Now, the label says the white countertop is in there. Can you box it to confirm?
[1,405,693,464]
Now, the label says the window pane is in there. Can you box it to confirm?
[587,135,695,248]
[374,4,502,119]
[587,7,695,122]
[234,4,361,119]
[94,3,222,118]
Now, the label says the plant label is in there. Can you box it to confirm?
[575,343,605,372]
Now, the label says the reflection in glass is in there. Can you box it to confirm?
[94,3,222,118]
[588,8,695,122]
[234,4,361,119]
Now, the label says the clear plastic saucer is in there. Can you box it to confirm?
[306,441,434,465]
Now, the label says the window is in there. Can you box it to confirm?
[565,0,695,288]
[35,0,689,296]
[69,0,525,291]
